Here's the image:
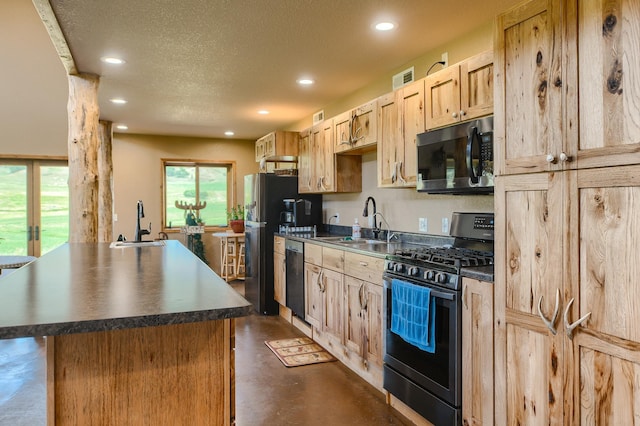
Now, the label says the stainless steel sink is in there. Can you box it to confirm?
[314,236,386,245]
[109,241,166,248]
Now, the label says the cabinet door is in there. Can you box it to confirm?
[255,139,265,162]
[570,0,640,169]
[365,282,383,367]
[298,129,313,193]
[460,50,493,121]
[344,275,367,356]
[398,79,424,187]
[318,119,335,192]
[461,277,494,426]
[304,263,323,329]
[425,66,461,129]
[571,165,640,423]
[494,172,566,425]
[322,268,343,341]
[351,100,377,151]
[273,251,286,306]
[377,92,400,187]
[334,110,353,154]
[494,0,565,175]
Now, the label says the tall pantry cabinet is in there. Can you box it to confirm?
[494,0,640,424]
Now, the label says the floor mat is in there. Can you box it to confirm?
[264,337,336,367]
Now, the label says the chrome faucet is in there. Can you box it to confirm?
[135,200,151,242]
[372,212,396,244]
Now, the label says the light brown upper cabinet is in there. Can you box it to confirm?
[298,120,361,194]
[334,99,378,154]
[377,79,425,188]
[255,130,299,162]
[425,50,493,130]
[495,0,640,176]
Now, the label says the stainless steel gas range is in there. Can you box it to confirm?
[382,212,494,425]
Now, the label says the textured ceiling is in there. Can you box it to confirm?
[43,0,519,140]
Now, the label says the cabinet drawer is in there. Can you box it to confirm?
[274,235,285,254]
[304,243,323,265]
[344,251,384,284]
[322,247,344,273]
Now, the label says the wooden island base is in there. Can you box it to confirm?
[46,319,234,425]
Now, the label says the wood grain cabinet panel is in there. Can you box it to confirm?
[334,100,378,154]
[425,50,493,130]
[377,80,424,188]
[299,119,362,194]
[461,277,494,426]
[273,250,286,306]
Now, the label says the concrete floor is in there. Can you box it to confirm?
[0,282,410,425]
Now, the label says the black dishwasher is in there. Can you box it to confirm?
[285,239,305,321]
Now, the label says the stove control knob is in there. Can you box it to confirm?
[394,263,405,273]
[425,270,436,281]
[386,262,396,271]
[436,273,448,284]
[408,266,420,277]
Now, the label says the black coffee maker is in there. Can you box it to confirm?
[280,199,295,225]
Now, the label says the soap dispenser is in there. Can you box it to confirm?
[352,218,361,239]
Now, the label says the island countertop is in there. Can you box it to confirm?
[0,240,252,339]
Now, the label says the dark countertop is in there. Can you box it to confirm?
[461,265,494,283]
[280,232,494,282]
[0,240,252,339]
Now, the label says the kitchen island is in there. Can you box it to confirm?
[0,240,252,425]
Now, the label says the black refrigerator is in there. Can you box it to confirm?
[244,174,319,315]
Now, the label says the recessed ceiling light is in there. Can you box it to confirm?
[224,131,234,136]
[101,56,126,65]
[258,110,269,115]
[116,124,128,130]
[375,22,395,31]
[297,78,314,86]
[110,98,127,104]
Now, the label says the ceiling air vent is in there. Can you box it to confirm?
[392,67,415,91]
[312,110,324,125]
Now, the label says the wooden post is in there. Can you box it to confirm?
[98,120,114,243]
[67,73,100,243]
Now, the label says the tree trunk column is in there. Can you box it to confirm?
[98,120,114,243]
[67,73,100,243]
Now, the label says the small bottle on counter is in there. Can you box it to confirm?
[352,218,361,239]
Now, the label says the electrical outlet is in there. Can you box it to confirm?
[442,217,449,233]
[114,213,118,222]
[335,212,340,224]
[441,52,448,68]
[419,217,428,232]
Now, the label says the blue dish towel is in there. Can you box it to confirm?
[390,278,436,353]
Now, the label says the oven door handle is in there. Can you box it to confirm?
[429,289,455,301]
[466,126,480,184]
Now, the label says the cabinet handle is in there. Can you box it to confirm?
[359,261,368,267]
[559,152,569,162]
[563,298,591,340]
[397,161,407,184]
[358,282,367,311]
[546,154,556,163]
[460,110,466,117]
[462,283,468,310]
[391,161,397,183]
[537,288,560,335]
[452,111,458,118]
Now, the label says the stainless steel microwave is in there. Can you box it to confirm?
[416,116,494,194]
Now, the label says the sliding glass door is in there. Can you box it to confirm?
[0,160,69,257]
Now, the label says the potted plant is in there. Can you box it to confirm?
[227,204,245,233]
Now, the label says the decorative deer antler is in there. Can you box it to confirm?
[174,200,207,211]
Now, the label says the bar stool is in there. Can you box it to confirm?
[221,238,238,281]
[236,241,245,279]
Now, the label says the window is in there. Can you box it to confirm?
[162,160,235,230]
[0,159,69,257]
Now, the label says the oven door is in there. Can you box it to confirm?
[382,274,462,407]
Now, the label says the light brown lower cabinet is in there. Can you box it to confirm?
[304,243,385,390]
[273,237,286,306]
[461,277,494,426]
